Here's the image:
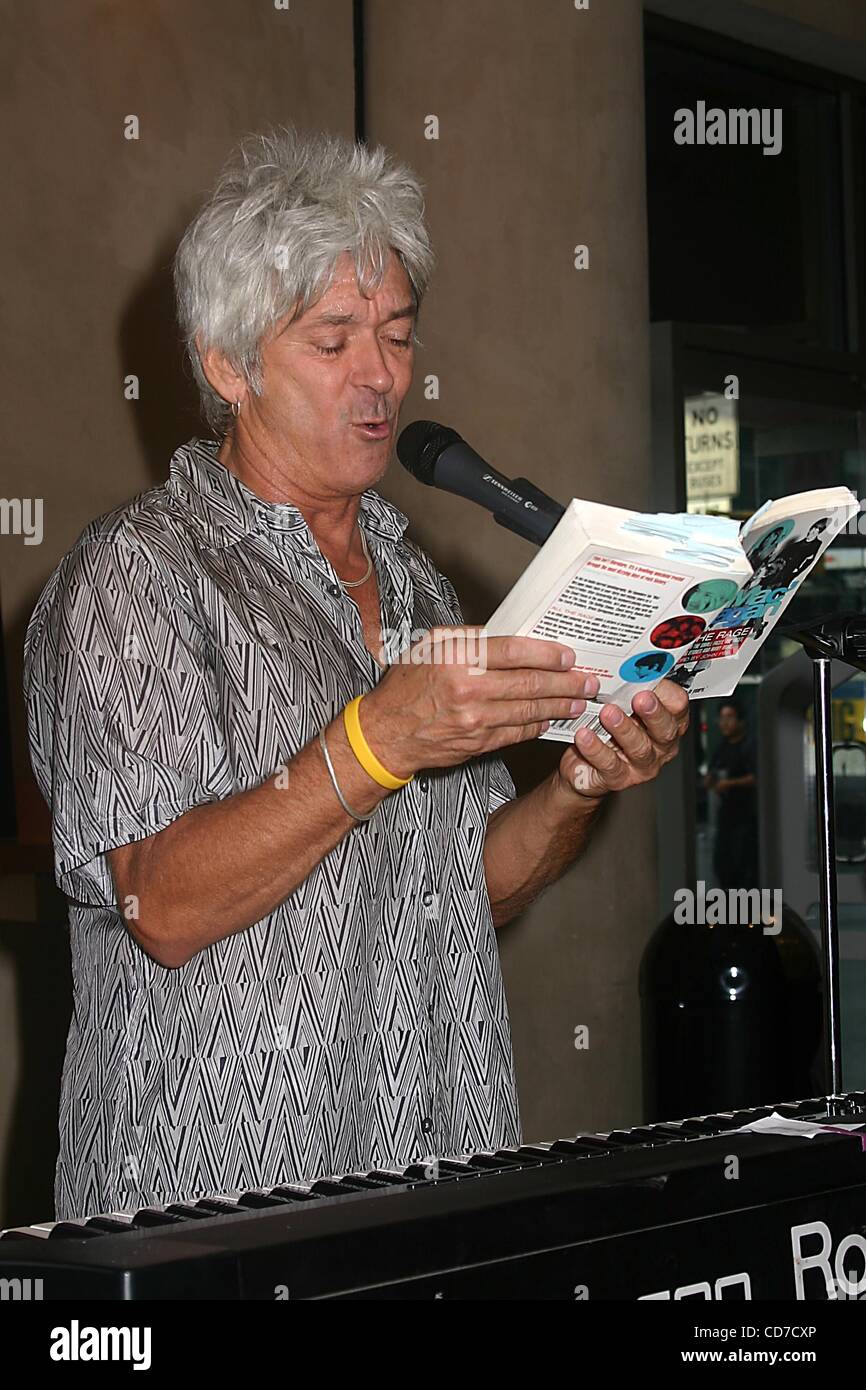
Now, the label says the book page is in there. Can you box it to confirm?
[533,548,748,743]
[661,491,859,702]
[483,487,859,746]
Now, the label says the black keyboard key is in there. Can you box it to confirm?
[338,1175,398,1190]
[364,1170,422,1186]
[85,1216,134,1234]
[495,1145,566,1165]
[402,1159,473,1180]
[550,1136,618,1156]
[435,1159,481,1176]
[236,1191,295,1209]
[130,1208,186,1228]
[195,1198,244,1215]
[678,1112,733,1134]
[309,1178,370,1197]
[48,1222,104,1240]
[164,1203,218,1220]
[467,1153,534,1172]
[776,1099,823,1118]
[0,1226,54,1241]
[603,1129,656,1146]
[268,1185,320,1203]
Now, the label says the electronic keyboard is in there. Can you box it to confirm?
[2,1093,865,1299]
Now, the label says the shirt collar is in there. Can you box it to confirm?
[166,437,411,550]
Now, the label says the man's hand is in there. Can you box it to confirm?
[557,678,689,803]
[360,628,595,778]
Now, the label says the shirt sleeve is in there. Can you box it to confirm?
[483,748,518,814]
[435,570,518,816]
[23,540,233,907]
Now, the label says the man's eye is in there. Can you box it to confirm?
[315,337,411,357]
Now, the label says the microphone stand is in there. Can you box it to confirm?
[783,613,866,1117]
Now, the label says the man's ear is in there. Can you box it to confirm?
[197,335,246,405]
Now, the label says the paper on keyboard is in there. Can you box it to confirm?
[732,1112,866,1146]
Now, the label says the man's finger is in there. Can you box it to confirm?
[486,720,551,750]
[653,678,690,728]
[573,726,632,787]
[482,695,588,728]
[598,705,658,767]
[482,634,577,671]
[469,667,598,703]
[629,690,680,745]
[413,629,582,677]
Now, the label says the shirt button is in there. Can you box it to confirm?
[326,582,341,598]
[421,890,435,909]
[420,1116,433,1135]
[427,1002,435,1021]
[418,775,429,792]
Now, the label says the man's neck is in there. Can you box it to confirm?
[217,430,364,569]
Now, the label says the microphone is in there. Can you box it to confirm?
[396,420,565,546]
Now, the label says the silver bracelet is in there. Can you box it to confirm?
[318,726,377,822]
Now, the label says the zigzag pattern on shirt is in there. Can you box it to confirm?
[24,438,521,1221]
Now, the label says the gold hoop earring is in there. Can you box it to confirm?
[231,400,241,418]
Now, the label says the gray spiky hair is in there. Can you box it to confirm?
[173,124,436,435]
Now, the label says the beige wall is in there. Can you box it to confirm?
[365,0,658,1143]
[0,0,355,1226]
[1,0,355,844]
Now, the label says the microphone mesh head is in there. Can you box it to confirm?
[396,420,462,484]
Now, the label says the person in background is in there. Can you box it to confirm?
[704,698,759,890]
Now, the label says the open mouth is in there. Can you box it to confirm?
[353,420,391,439]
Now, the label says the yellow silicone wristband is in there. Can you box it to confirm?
[342,695,414,790]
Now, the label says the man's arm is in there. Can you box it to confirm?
[714,773,756,792]
[109,629,592,967]
[109,712,391,969]
[483,682,689,929]
[483,772,603,929]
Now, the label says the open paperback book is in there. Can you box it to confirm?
[484,485,860,744]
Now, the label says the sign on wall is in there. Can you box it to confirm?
[684,392,740,512]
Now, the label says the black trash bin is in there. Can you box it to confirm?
[640,901,821,1121]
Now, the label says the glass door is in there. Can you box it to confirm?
[652,324,866,1086]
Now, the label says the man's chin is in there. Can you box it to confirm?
[341,441,393,489]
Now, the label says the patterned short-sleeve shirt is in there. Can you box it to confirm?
[23,438,521,1220]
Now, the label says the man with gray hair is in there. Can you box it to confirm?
[24,126,687,1221]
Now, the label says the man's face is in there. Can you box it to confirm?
[754,528,780,559]
[719,706,742,738]
[251,249,416,496]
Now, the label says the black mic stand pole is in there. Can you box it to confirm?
[784,614,866,1117]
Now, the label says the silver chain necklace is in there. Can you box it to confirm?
[338,524,373,588]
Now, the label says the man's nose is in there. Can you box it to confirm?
[351,333,396,393]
